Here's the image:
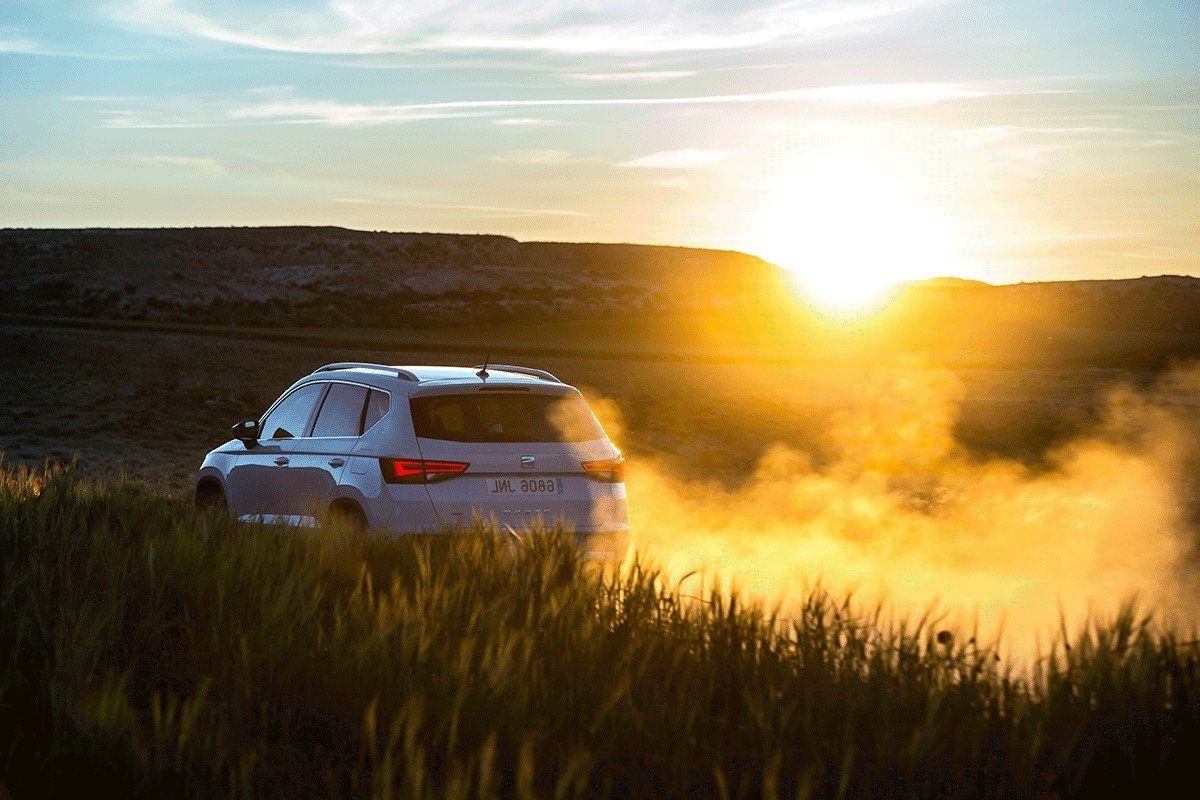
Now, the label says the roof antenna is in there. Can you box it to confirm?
[476,349,492,380]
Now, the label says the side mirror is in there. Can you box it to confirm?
[232,419,260,448]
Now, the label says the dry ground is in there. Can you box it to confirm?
[0,321,1142,495]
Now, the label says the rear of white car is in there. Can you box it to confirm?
[406,383,627,543]
[197,363,630,562]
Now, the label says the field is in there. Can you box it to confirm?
[0,320,1136,491]
[4,319,1200,797]
[1,466,1198,798]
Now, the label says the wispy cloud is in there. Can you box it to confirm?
[131,154,226,173]
[489,149,578,165]
[333,197,591,218]
[1093,246,1180,262]
[795,82,996,106]
[565,70,697,83]
[0,26,158,60]
[0,34,42,53]
[106,0,944,55]
[225,100,474,126]
[490,117,569,127]
[947,123,1191,159]
[76,81,1028,129]
[619,149,728,169]
[653,176,691,188]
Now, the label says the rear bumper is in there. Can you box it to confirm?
[574,530,630,564]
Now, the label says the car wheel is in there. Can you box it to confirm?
[328,501,368,534]
[195,483,228,536]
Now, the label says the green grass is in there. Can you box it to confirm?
[1,466,1198,798]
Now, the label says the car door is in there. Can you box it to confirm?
[284,381,369,524]
[226,382,326,524]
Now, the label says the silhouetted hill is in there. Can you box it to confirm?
[2,227,1198,367]
[0,226,782,331]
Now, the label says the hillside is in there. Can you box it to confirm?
[2,227,1199,367]
[0,227,783,331]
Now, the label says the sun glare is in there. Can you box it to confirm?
[751,154,966,314]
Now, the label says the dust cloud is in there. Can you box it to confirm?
[601,361,1200,641]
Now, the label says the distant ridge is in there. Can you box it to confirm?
[904,277,994,289]
[0,225,781,331]
[2,226,1199,368]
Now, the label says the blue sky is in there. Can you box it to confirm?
[1,1,1197,286]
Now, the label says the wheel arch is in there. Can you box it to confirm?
[195,474,225,501]
[327,496,369,531]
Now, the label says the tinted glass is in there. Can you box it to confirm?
[411,393,605,443]
[311,382,369,437]
[260,383,325,440]
[363,389,390,433]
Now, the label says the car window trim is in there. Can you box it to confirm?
[361,388,392,436]
[309,380,370,439]
[301,380,391,441]
[257,379,393,443]
[302,383,333,438]
[257,381,329,442]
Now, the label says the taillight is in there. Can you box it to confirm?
[380,458,470,484]
[582,455,626,483]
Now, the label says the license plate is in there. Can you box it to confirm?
[485,477,561,496]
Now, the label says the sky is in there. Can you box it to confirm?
[1,1,1197,290]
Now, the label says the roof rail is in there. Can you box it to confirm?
[472,363,561,382]
[314,362,419,382]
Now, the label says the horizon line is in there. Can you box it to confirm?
[3,223,1199,287]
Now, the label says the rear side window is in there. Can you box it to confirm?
[261,383,326,440]
[363,389,390,433]
[411,393,605,443]
[311,383,369,437]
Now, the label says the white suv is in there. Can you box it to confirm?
[195,363,629,561]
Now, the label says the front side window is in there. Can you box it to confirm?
[410,393,605,443]
[311,383,369,437]
[260,383,326,440]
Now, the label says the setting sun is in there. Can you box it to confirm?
[750,153,968,313]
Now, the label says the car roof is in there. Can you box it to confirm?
[299,363,570,395]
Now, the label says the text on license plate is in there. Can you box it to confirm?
[486,477,562,496]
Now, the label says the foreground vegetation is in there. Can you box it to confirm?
[1,467,1198,798]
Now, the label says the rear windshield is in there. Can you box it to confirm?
[410,392,606,443]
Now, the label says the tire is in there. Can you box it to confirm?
[328,501,368,534]
[195,483,228,536]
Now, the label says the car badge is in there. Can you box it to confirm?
[520,455,536,469]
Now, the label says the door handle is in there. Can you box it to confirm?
[328,458,345,468]
[274,456,289,466]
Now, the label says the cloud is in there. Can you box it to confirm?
[794,82,993,106]
[946,123,1191,162]
[491,117,569,127]
[75,81,1024,129]
[619,149,728,169]
[653,176,691,188]
[1138,138,1184,148]
[565,70,697,83]
[489,149,578,165]
[225,100,474,125]
[131,154,226,173]
[0,35,42,53]
[333,197,591,218]
[106,0,944,55]
[0,26,159,60]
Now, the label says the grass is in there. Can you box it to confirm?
[1,465,1198,798]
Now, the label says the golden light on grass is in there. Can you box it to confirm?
[750,152,969,314]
